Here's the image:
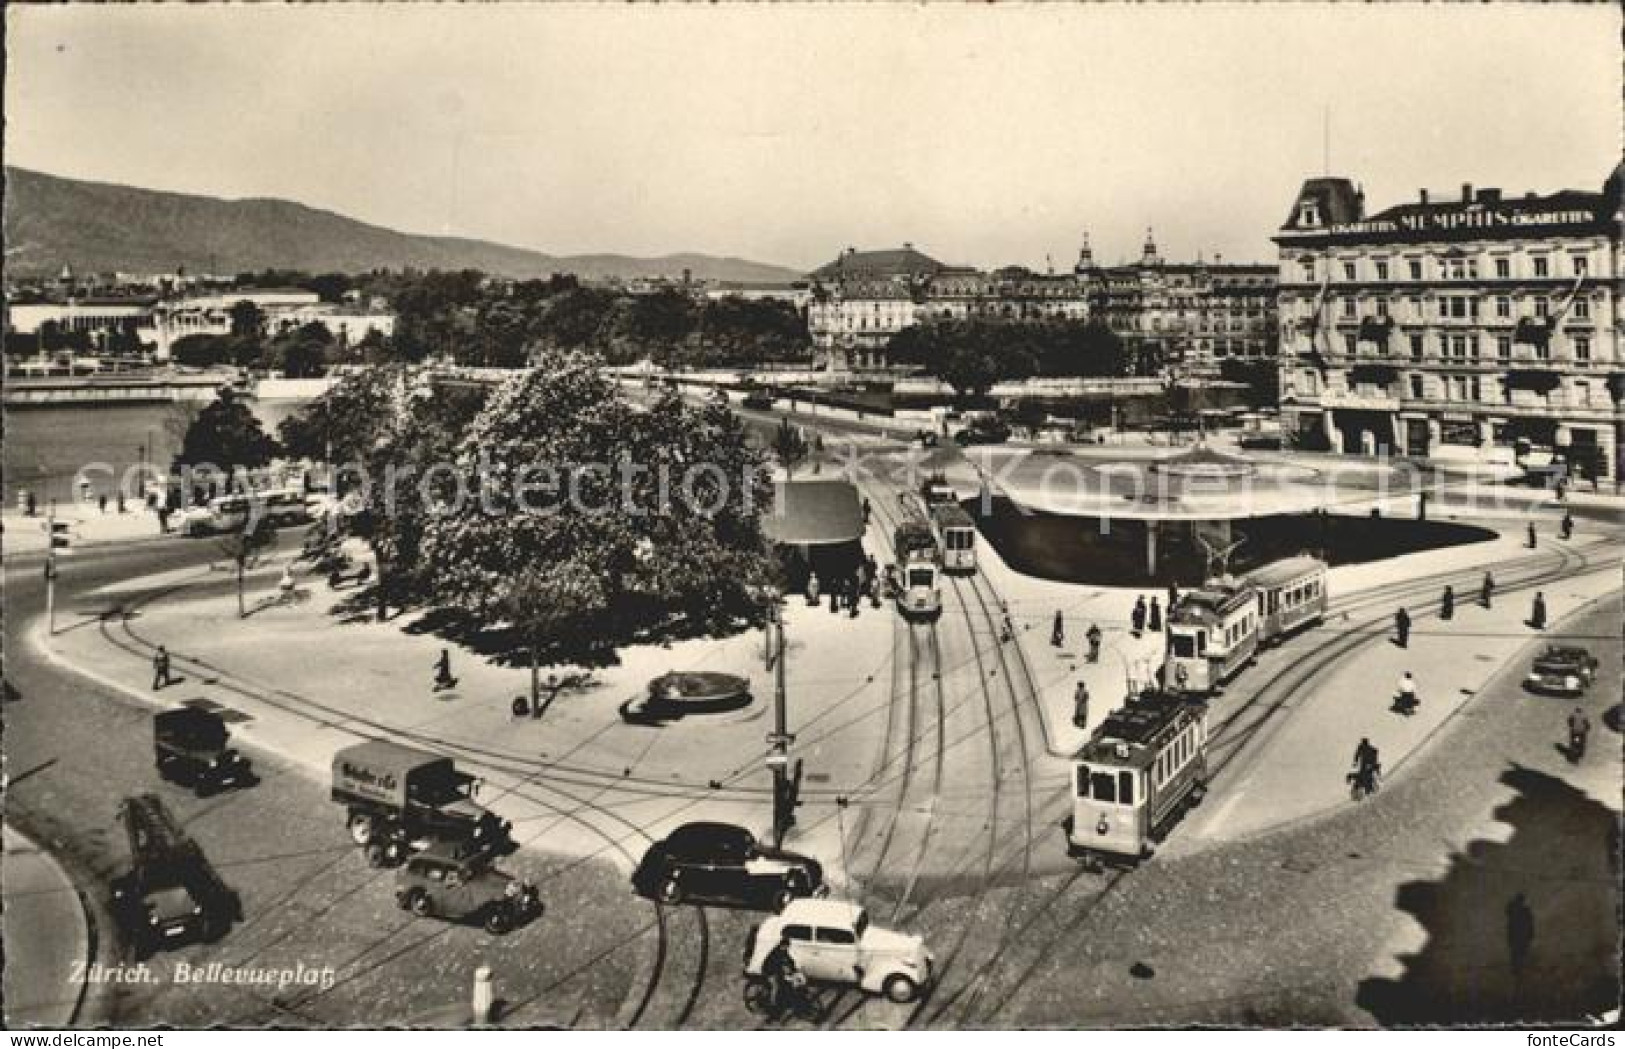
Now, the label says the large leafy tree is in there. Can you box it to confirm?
[423,349,773,673]
[175,387,278,478]
[887,318,1039,400]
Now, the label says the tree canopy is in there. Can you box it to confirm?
[175,387,278,474]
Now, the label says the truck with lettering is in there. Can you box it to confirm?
[330,740,514,867]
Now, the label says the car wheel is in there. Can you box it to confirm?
[347,813,375,846]
[884,974,920,1004]
[407,890,433,918]
[657,875,684,906]
[484,910,514,935]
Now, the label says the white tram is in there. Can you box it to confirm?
[1066,690,1208,867]
[1166,555,1328,695]
[930,503,977,574]
[892,494,943,619]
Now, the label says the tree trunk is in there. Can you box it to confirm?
[375,555,387,622]
[237,555,246,618]
[529,645,540,717]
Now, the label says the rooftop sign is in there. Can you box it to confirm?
[1329,206,1596,237]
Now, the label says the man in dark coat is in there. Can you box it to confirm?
[1130,596,1147,636]
[152,646,174,690]
[1394,607,1411,648]
[1051,610,1065,647]
[1440,584,1454,621]
[1148,596,1163,632]
[1530,591,1546,630]
[1085,623,1103,663]
[1526,522,1537,549]
[1481,571,1495,609]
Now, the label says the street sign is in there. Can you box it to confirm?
[49,520,71,549]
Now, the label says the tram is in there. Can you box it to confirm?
[892,494,942,619]
[930,503,977,574]
[1066,689,1208,867]
[1166,555,1328,695]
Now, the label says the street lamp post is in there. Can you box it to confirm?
[764,593,801,848]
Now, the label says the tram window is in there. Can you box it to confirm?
[1171,633,1196,658]
[1118,772,1135,805]
[1090,772,1118,803]
[1196,631,1207,655]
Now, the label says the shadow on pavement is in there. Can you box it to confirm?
[1355,764,1620,1025]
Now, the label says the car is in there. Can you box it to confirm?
[742,392,775,411]
[632,821,823,911]
[1524,645,1600,697]
[953,418,1011,446]
[154,708,256,797]
[743,898,935,1004]
[1238,432,1283,451]
[394,842,541,934]
[173,506,217,537]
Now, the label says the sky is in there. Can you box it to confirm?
[6,4,1619,274]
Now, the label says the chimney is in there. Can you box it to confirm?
[1476,188,1502,204]
[1419,189,1429,205]
[903,241,914,251]
[1460,183,1473,203]
[1214,252,1223,266]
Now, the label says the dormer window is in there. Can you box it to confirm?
[1298,202,1321,227]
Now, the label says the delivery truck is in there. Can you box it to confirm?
[330,740,514,866]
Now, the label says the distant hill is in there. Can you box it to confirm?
[2,167,803,283]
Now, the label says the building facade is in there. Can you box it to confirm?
[1078,231,1277,377]
[1274,168,1623,482]
[805,245,1090,370]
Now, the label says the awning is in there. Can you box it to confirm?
[763,479,866,546]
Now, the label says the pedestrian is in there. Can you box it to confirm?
[1530,591,1546,631]
[25,489,38,517]
[1072,681,1090,729]
[847,575,860,619]
[869,571,883,609]
[157,506,171,534]
[1394,607,1411,648]
[806,571,820,607]
[152,646,173,691]
[1440,584,1454,621]
[432,648,456,691]
[1481,571,1495,609]
[862,497,872,525]
[1131,596,1147,636]
[1000,602,1014,645]
[1560,511,1574,540]
[1505,892,1534,979]
[278,565,296,600]
[1166,582,1179,611]
[98,492,108,514]
[1526,522,1537,549]
[116,491,127,514]
[1085,623,1102,664]
[1051,610,1065,647]
[1396,670,1419,713]
[1148,596,1163,632]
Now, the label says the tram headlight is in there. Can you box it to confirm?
[1095,815,1109,836]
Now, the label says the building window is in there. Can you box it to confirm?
[1299,202,1320,226]
[1534,297,1549,318]
[1574,335,1591,362]
[1301,260,1315,282]
[1495,296,1511,319]
[1574,380,1591,407]
[1495,257,1511,279]
[1342,262,1356,281]
[1341,297,1356,318]
[1375,260,1389,281]
[1375,299,1389,318]
[1573,298,1590,320]
[1470,376,1482,402]
[1409,334,1424,360]
[1496,335,1512,361]
[1343,334,1358,355]
[1533,256,1549,278]
[1572,255,1589,277]
[1410,374,1424,399]
[1408,259,1423,281]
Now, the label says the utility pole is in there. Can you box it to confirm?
[765,595,801,848]
[44,503,65,635]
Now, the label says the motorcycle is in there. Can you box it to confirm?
[743,975,826,1023]
[1391,690,1419,716]
[1568,726,1589,763]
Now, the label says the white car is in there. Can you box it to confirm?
[743,898,935,1004]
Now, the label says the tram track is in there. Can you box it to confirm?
[94,603,712,1029]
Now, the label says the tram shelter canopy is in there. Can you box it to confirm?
[764,479,865,546]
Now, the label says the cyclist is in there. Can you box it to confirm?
[1396,671,1419,713]
[761,933,806,1019]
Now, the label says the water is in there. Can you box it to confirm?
[3,398,309,506]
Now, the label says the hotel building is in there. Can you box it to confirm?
[1078,231,1277,377]
[1274,166,1623,482]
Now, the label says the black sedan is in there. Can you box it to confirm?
[1524,645,1600,697]
[632,822,823,911]
[953,419,1012,446]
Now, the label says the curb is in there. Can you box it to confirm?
[2,825,94,1028]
